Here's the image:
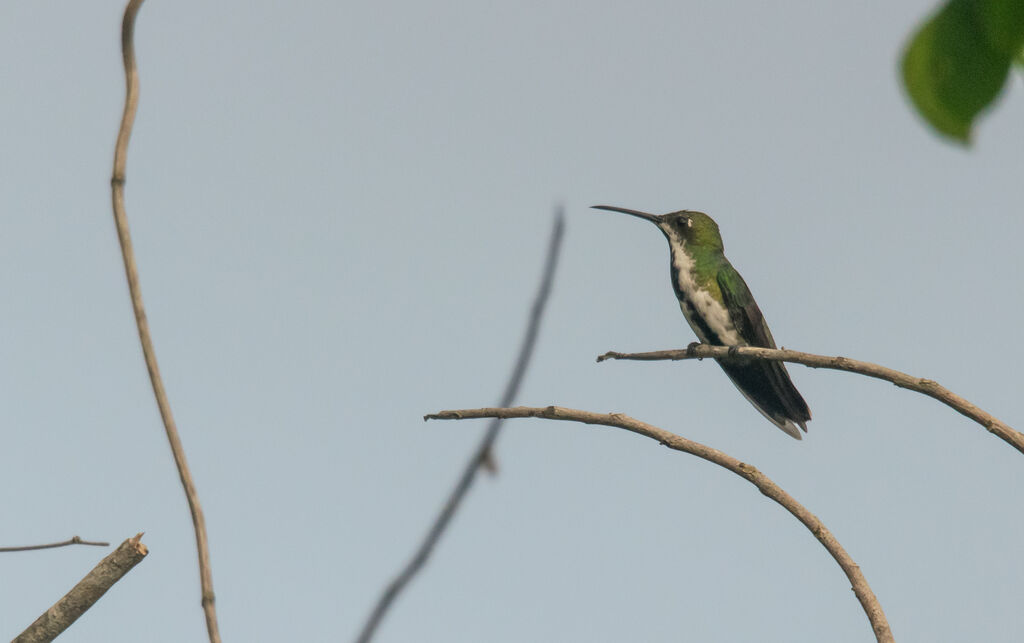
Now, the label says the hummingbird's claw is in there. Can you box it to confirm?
[686,342,702,359]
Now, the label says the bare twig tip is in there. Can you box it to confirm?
[12,531,149,641]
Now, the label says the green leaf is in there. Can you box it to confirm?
[975,0,1024,56]
[901,0,1016,143]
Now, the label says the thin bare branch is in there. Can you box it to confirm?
[110,2,220,641]
[598,344,1023,454]
[425,406,895,643]
[13,534,148,643]
[1,536,109,553]
[356,211,566,643]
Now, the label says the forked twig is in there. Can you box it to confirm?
[111,2,220,641]
[426,406,895,643]
[13,534,148,643]
[598,345,1023,454]
[356,211,565,643]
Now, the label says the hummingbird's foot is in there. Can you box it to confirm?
[725,345,754,365]
[686,342,703,359]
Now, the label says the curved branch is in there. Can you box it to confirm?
[1,536,109,553]
[597,345,1023,455]
[356,210,566,643]
[425,406,894,643]
[13,534,148,643]
[111,2,221,641]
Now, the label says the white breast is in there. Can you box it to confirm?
[670,247,744,346]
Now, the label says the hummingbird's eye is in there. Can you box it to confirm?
[684,217,692,228]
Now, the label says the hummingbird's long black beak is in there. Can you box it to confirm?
[591,205,662,223]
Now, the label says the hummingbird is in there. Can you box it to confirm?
[593,205,811,439]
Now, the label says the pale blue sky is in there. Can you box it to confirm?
[2,1,1023,641]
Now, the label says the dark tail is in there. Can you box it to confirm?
[718,358,811,439]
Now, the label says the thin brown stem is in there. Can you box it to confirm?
[111,2,220,641]
[0,536,109,553]
[597,345,1023,454]
[13,534,148,643]
[425,406,895,643]
[355,211,565,643]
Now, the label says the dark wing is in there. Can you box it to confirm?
[715,263,776,349]
[716,263,812,433]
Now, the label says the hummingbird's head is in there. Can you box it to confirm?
[592,205,724,251]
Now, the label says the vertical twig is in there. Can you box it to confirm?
[355,209,566,643]
[13,534,148,643]
[110,3,221,642]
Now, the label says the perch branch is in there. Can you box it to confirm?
[426,406,894,643]
[355,210,565,643]
[110,2,220,641]
[1,536,109,553]
[12,534,148,643]
[597,345,1023,455]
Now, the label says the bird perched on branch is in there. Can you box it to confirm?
[593,205,811,439]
